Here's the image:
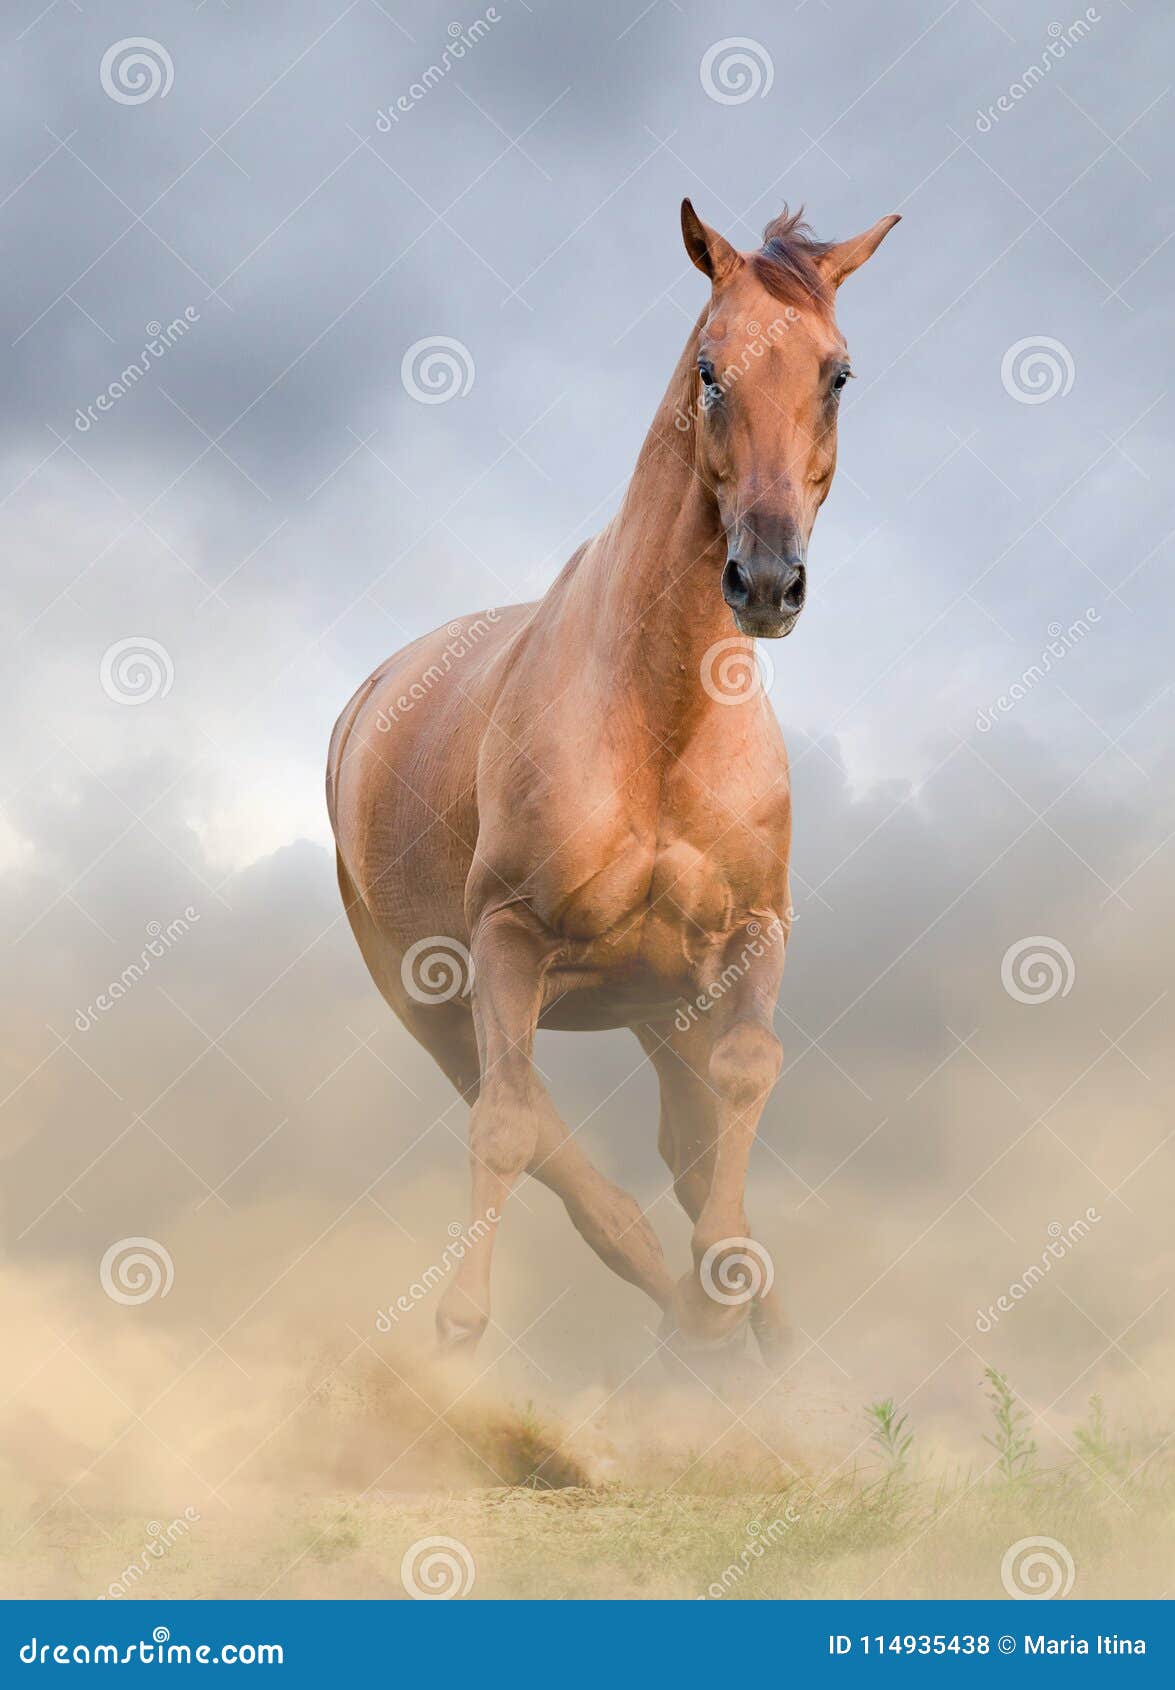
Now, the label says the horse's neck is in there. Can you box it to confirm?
[584,320,737,739]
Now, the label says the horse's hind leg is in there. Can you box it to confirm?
[436,910,676,1354]
[336,851,481,1103]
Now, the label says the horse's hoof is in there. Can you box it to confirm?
[656,1311,750,1383]
[749,1306,792,1374]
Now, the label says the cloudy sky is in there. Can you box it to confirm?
[2,0,1172,1566]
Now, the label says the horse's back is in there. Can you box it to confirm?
[327,603,534,942]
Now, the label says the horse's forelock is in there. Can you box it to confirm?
[751,205,835,311]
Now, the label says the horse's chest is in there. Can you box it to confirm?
[557,831,768,982]
[533,750,789,988]
[647,837,735,932]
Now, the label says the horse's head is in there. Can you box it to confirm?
[680,198,899,638]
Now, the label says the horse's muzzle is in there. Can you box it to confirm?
[721,553,806,639]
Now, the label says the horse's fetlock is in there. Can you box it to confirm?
[691,1215,750,1267]
[436,1288,489,1354]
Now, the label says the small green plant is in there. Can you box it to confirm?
[982,1366,1037,1483]
[865,1397,914,1482]
[1073,1392,1127,1480]
[1074,1393,1109,1463]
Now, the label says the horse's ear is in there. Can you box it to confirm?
[681,198,740,284]
[817,214,901,288]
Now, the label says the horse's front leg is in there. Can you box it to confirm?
[668,937,789,1362]
[639,1015,789,1366]
[434,911,546,1354]
[435,907,676,1354]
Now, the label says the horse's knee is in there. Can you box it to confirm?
[468,1079,538,1178]
[709,1023,782,1109]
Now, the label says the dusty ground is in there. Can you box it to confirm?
[3,1195,1171,1603]
[7,1470,1172,1602]
[3,1354,1170,1601]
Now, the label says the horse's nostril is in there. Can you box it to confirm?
[780,565,806,612]
[724,558,752,605]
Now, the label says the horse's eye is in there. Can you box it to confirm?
[698,360,720,390]
[832,368,852,392]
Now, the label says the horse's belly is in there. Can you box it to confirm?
[538,976,686,1031]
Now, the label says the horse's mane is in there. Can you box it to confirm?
[751,206,834,311]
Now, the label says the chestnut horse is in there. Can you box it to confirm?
[327,200,898,1363]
